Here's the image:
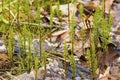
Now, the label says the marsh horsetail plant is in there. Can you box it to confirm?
[34,56,39,80]
[70,14,76,54]
[0,0,115,80]
[69,54,76,80]
[41,51,47,78]
[63,42,68,77]
[8,27,14,61]
[50,2,54,42]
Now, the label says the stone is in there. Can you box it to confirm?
[0,40,7,53]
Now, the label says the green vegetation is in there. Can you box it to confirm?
[0,0,113,80]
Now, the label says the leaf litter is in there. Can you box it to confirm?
[0,0,120,80]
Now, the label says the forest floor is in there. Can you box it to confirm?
[0,0,120,80]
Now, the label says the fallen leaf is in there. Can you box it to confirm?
[98,67,117,80]
[52,30,68,37]
[52,3,78,17]
[105,0,114,13]
[110,66,120,79]
[40,7,48,16]
[98,43,119,68]
[117,57,120,62]
[115,35,120,42]
[0,53,8,61]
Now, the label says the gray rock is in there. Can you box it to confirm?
[66,64,91,79]
[32,39,55,56]
[75,77,81,80]
[23,76,34,80]
[32,39,40,56]
[0,40,7,53]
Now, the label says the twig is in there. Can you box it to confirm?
[0,76,7,80]
[45,50,70,63]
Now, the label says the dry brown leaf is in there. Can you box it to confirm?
[110,66,120,79]
[117,57,120,62]
[52,29,70,43]
[76,28,91,39]
[98,65,120,80]
[98,43,119,68]
[40,7,48,16]
[52,30,68,37]
[56,30,70,42]
[52,3,78,17]
[0,53,8,61]
[98,67,110,80]
[116,35,120,42]
[105,0,114,13]
[37,68,45,79]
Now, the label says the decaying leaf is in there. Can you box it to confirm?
[98,43,119,68]
[97,66,120,80]
[52,29,70,43]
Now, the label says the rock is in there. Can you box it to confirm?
[66,64,91,79]
[31,39,55,56]
[7,57,91,80]
[14,47,22,54]
[14,40,22,54]
[0,40,7,53]
[12,34,22,54]
[8,68,43,80]
[75,77,81,80]
[32,39,40,56]
[47,59,63,73]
